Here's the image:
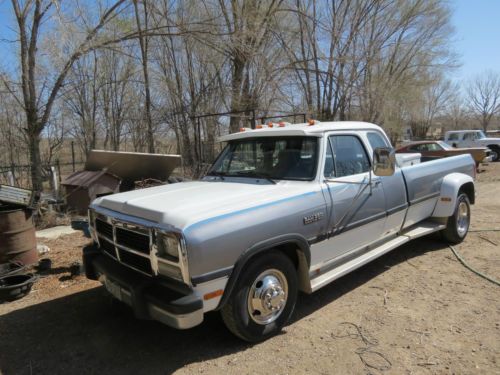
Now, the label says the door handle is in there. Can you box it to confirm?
[372,180,382,187]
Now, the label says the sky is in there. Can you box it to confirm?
[0,0,499,82]
[451,0,500,81]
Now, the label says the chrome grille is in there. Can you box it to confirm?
[94,214,153,276]
[115,227,149,254]
[95,219,113,240]
[118,248,153,275]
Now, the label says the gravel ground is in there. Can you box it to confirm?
[0,163,499,375]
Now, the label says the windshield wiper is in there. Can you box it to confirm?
[206,171,226,180]
[233,170,277,184]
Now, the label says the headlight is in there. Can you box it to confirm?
[156,232,180,262]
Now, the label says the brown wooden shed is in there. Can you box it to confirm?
[62,170,121,215]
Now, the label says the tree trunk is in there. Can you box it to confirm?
[28,131,42,192]
[229,57,245,133]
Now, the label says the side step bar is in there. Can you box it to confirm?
[309,220,446,292]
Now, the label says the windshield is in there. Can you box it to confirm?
[208,137,318,181]
[437,141,452,150]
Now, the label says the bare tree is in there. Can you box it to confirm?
[133,0,155,152]
[63,52,101,155]
[466,70,500,131]
[3,0,130,192]
[409,77,454,138]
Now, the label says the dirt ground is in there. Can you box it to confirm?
[1,164,499,375]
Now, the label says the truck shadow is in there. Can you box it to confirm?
[0,237,446,375]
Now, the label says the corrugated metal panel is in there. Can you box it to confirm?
[85,150,181,182]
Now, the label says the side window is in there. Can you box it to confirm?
[463,132,474,140]
[367,132,389,150]
[447,133,459,141]
[329,135,370,177]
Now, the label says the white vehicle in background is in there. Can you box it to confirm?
[444,130,500,162]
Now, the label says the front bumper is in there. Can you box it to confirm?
[482,155,493,163]
[83,244,203,329]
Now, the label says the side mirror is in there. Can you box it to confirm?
[373,147,396,176]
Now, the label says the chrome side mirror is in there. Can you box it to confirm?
[373,147,396,176]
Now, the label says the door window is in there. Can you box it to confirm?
[463,132,476,141]
[328,135,370,177]
[367,132,389,149]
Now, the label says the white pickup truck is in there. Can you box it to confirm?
[444,130,500,161]
[84,121,476,342]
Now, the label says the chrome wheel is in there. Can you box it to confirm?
[247,269,288,325]
[456,199,469,237]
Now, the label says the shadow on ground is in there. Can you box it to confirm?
[0,237,446,375]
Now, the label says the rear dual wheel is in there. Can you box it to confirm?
[441,193,470,244]
[221,252,298,342]
[489,146,499,162]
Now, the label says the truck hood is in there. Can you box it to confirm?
[92,180,312,230]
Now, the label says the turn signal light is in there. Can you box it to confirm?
[204,289,224,300]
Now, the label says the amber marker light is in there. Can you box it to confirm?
[204,289,224,300]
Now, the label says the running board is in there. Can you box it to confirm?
[309,220,445,292]
[402,220,446,239]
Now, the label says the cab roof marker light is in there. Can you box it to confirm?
[256,124,263,129]
[308,119,318,126]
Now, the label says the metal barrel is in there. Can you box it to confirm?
[0,207,38,265]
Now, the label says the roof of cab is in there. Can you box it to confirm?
[218,121,383,142]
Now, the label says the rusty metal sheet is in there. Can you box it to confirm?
[62,170,110,188]
[85,150,181,182]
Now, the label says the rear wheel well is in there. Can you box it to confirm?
[459,182,475,204]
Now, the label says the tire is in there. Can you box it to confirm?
[221,251,298,342]
[488,146,499,162]
[441,193,470,244]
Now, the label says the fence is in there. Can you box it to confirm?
[0,160,85,189]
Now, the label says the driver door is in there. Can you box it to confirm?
[314,134,386,264]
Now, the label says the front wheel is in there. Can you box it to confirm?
[441,193,470,244]
[221,252,298,342]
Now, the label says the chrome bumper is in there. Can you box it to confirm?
[83,245,204,330]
